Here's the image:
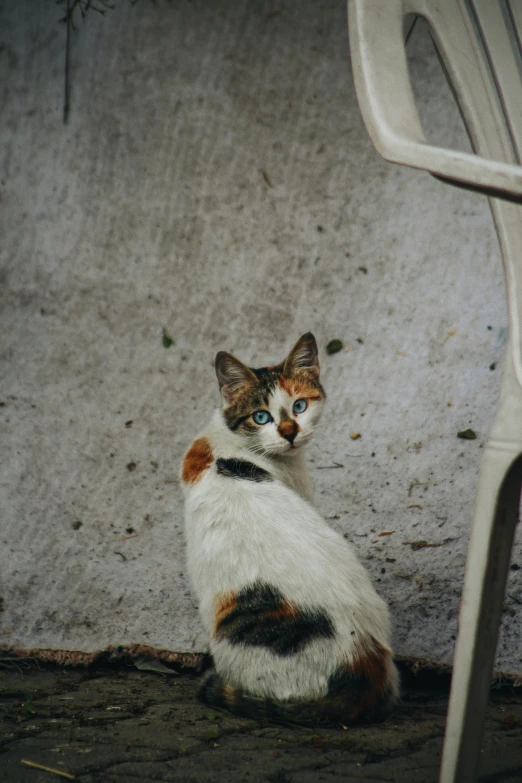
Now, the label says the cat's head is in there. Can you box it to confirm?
[215,333,325,456]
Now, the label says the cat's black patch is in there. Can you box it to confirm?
[251,364,283,389]
[215,581,335,656]
[325,660,394,723]
[326,666,370,701]
[198,671,234,706]
[216,458,273,483]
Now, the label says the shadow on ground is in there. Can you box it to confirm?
[1,661,521,782]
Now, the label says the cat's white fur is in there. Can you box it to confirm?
[182,399,398,703]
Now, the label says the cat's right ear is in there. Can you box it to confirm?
[283,332,320,377]
[215,352,256,404]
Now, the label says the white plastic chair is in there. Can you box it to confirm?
[347,1,522,781]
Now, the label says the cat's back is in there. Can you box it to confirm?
[180,425,317,551]
[180,424,384,624]
[180,424,285,511]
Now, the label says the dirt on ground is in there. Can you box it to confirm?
[1,660,522,783]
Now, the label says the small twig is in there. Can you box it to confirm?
[63,0,71,124]
[114,551,127,561]
[21,759,76,780]
[316,461,345,470]
[119,533,138,541]
[408,480,428,497]
[261,169,273,187]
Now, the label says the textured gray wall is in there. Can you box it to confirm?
[1,1,520,672]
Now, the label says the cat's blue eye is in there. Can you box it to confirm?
[252,410,273,425]
[293,399,308,415]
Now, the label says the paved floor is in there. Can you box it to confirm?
[1,662,522,783]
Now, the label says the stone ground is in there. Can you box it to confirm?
[1,661,522,783]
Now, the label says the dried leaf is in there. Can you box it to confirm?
[134,657,179,676]
[457,428,477,440]
[403,540,442,551]
[326,339,343,355]
[202,727,221,741]
[162,330,174,348]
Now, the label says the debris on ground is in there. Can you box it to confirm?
[162,329,174,348]
[133,657,180,676]
[326,339,343,355]
[457,428,477,439]
[403,541,442,551]
[408,480,428,496]
[21,759,75,780]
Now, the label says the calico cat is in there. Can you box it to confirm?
[181,333,398,725]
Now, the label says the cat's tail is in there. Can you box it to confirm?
[198,661,399,728]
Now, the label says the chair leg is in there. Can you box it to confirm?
[439,444,522,783]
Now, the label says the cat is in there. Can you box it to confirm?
[181,332,399,725]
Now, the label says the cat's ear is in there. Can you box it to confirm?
[215,351,256,403]
[283,333,320,377]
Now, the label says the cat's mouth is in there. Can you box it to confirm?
[283,441,302,453]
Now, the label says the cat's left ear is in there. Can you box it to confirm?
[283,332,320,377]
[215,351,256,404]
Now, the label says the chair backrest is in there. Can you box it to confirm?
[348,0,522,390]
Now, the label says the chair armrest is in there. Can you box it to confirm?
[348,0,522,203]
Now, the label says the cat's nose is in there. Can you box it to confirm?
[278,420,298,444]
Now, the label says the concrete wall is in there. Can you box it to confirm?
[1,0,520,672]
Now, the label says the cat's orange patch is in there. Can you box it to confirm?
[352,637,390,696]
[280,376,322,400]
[214,592,238,633]
[280,377,296,396]
[181,437,214,484]
[278,419,299,439]
[221,683,238,704]
[213,591,297,637]
[270,600,298,620]
[327,637,392,722]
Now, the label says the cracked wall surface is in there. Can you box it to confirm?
[0,0,521,673]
